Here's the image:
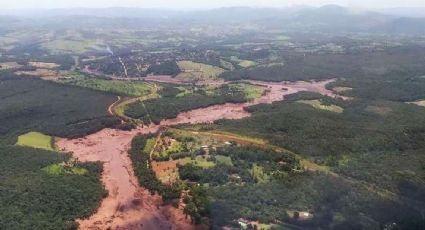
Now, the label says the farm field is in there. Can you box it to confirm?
[16,132,54,151]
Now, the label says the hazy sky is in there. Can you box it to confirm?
[2,0,425,10]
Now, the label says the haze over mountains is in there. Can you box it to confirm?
[4,0,425,229]
[1,5,425,35]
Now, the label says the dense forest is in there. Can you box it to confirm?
[0,146,106,230]
[220,47,425,82]
[208,92,425,229]
[147,61,181,76]
[0,73,119,144]
[0,71,112,228]
[209,172,424,229]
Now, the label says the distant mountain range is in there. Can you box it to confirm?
[1,5,425,35]
[376,7,425,18]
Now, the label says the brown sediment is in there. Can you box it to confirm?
[56,79,345,230]
[152,160,181,184]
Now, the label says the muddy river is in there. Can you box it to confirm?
[57,79,344,230]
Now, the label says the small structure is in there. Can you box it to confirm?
[295,211,313,220]
[238,219,249,229]
[200,145,209,153]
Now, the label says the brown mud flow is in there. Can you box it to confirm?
[56,79,344,230]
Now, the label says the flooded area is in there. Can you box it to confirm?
[56,79,344,230]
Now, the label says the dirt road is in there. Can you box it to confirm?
[57,79,344,230]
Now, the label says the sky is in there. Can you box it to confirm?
[1,0,425,10]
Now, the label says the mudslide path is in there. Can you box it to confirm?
[57,79,344,230]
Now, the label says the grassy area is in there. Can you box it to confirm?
[174,128,267,146]
[215,155,233,166]
[220,59,235,70]
[297,100,344,113]
[236,83,265,100]
[251,164,270,183]
[57,72,154,96]
[175,86,194,97]
[29,62,60,69]
[153,139,185,160]
[16,69,59,79]
[42,163,88,176]
[0,62,22,70]
[42,39,103,54]
[230,56,257,68]
[176,60,225,80]
[16,132,54,151]
[333,87,353,93]
[259,62,285,68]
[143,137,157,153]
[179,156,216,168]
[275,35,290,41]
[202,83,264,100]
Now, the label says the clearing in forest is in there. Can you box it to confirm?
[230,56,257,68]
[333,86,352,93]
[298,99,344,113]
[176,60,225,80]
[408,100,425,108]
[42,39,104,54]
[56,72,155,96]
[16,132,54,151]
[28,62,60,69]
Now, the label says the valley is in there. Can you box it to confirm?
[56,79,339,229]
[2,4,425,230]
